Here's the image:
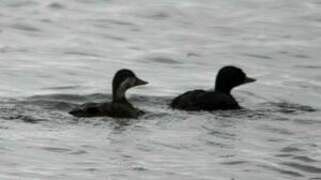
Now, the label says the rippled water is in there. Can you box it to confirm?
[1,0,321,179]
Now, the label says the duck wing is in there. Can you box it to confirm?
[170,89,207,110]
[170,90,240,111]
[193,92,240,110]
[69,102,143,118]
[69,102,111,117]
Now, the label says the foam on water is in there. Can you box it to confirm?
[1,0,321,179]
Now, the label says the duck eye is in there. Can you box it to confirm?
[130,77,137,86]
[241,73,246,80]
[233,72,245,84]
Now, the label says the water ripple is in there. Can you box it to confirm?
[259,164,304,177]
[281,162,321,174]
[10,23,41,32]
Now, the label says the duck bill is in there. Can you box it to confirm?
[134,77,148,86]
[244,76,256,84]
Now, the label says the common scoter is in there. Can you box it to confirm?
[69,69,148,118]
[170,66,256,111]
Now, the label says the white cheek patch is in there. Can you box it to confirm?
[116,78,136,98]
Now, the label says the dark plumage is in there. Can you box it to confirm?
[170,66,256,111]
[69,69,148,118]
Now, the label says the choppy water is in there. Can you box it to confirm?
[1,0,321,179]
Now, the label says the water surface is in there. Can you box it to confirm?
[0,0,321,179]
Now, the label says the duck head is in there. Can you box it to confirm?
[112,69,148,102]
[214,66,256,93]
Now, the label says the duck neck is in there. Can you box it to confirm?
[113,95,128,103]
[214,83,232,94]
[112,85,130,104]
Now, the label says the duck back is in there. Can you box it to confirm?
[170,90,240,111]
[69,102,143,118]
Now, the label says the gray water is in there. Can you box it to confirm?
[1,0,321,179]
